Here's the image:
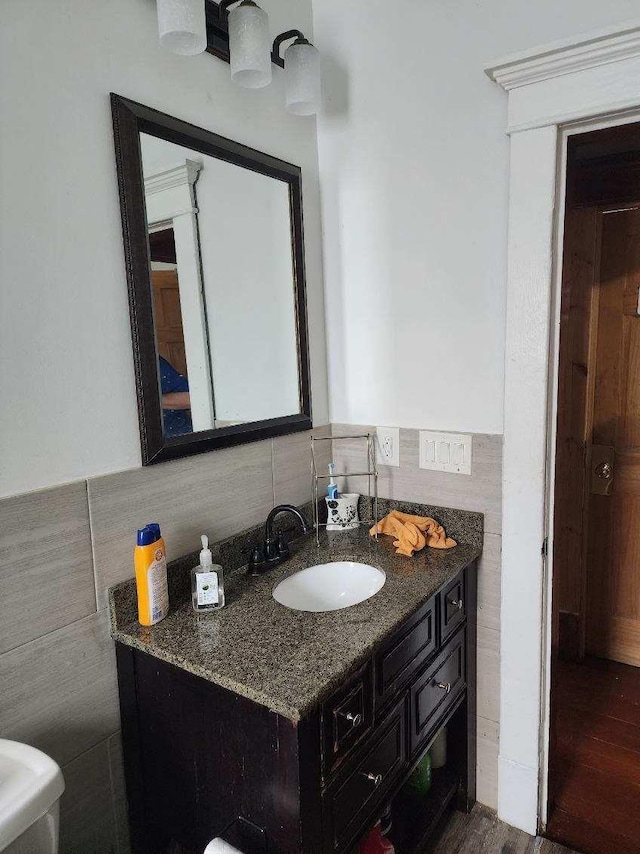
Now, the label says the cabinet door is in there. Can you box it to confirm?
[374,596,436,714]
[410,629,466,753]
[323,697,408,852]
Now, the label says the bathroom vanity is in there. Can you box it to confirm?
[111,515,480,854]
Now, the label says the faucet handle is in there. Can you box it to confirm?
[276,532,290,558]
[246,545,266,575]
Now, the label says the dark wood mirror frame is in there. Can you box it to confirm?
[110,94,312,465]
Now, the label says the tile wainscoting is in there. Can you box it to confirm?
[0,427,330,854]
[331,424,502,809]
[0,422,501,852]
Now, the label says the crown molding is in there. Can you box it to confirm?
[144,159,202,196]
[485,20,640,90]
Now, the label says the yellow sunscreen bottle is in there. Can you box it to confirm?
[134,523,169,626]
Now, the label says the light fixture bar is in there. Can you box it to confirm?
[204,0,233,62]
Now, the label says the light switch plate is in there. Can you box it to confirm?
[376,426,400,467]
[419,431,472,475]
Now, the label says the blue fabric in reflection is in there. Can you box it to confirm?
[159,356,193,437]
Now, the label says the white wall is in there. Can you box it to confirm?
[0,0,327,498]
[313,0,637,434]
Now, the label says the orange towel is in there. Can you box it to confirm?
[370,510,456,556]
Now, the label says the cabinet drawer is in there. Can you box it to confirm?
[322,660,374,779]
[374,596,436,713]
[323,697,408,852]
[410,629,465,753]
[440,570,466,644]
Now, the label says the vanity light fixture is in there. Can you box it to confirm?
[272,30,321,116]
[156,0,207,56]
[157,1,321,114]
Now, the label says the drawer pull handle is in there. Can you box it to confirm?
[342,711,362,727]
[437,681,452,694]
[361,771,383,786]
[449,598,464,611]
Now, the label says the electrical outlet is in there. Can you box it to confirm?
[419,431,472,475]
[376,426,400,467]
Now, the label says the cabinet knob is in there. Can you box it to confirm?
[437,681,452,694]
[361,771,383,786]
[449,598,464,611]
[343,711,362,727]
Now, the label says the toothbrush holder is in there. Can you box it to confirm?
[325,494,360,531]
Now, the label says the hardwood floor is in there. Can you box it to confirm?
[547,656,640,853]
[428,804,572,853]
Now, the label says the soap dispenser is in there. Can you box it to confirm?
[191,535,225,613]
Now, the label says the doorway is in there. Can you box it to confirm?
[548,122,640,853]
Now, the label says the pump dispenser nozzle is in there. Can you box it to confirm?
[200,534,213,568]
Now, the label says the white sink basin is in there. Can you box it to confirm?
[272,561,386,612]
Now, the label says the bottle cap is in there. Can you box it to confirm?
[137,526,156,546]
[200,534,213,568]
[146,522,161,542]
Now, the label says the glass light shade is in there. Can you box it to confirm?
[228,1,272,89]
[284,41,321,116]
[157,0,207,56]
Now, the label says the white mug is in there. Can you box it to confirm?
[325,493,360,531]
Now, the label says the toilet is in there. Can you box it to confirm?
[0,740,64,854]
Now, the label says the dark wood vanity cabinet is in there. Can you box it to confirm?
[116,562,477,854]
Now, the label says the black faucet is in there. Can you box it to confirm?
[247,504,312,576]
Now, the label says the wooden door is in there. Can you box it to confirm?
[151,270,188,378]
[552,206,599,658]
[586,207,640,666]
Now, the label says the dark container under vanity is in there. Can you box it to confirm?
[110,503,481,854]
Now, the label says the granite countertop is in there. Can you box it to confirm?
[109,512,482,722]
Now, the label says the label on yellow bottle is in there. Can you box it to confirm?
[147,548,169,623]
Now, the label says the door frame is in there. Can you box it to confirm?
[485,21,640,836]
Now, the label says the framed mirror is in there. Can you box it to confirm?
[111,94,311,465]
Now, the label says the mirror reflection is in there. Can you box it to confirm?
[140,132,301,438]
